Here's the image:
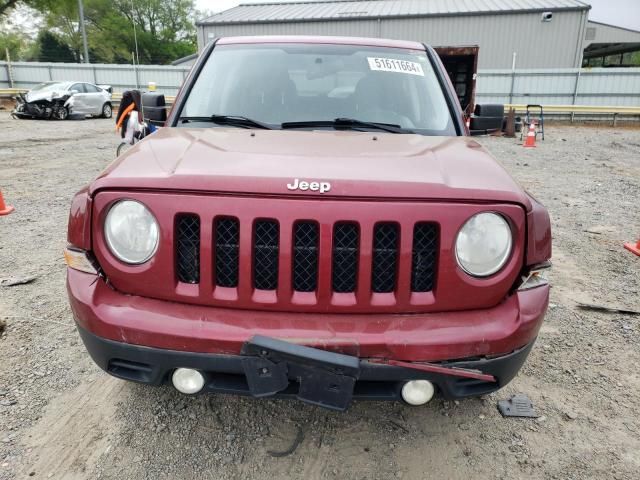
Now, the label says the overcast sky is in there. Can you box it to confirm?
[197,0,640,31]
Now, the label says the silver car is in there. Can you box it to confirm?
[18,81,113,120]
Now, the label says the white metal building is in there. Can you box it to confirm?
[196,0,595,69]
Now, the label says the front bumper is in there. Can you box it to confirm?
[77,325,536,405]
[67,268,549,363]
[68,267,548,406]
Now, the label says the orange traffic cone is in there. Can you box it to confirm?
[0,190,14,216]
[523,121,537,148]
[624,238,640,256]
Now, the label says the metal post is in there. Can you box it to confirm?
[571,68,582,123]
[508,52,517,105]
[77,0,90,63]
[132,52,140,89]
[5,48,14,88]
[130,0,141,68]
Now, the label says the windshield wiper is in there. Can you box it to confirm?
[281,118,413,134]
[179,114,273,130]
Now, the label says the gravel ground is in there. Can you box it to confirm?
[0,112,639,480]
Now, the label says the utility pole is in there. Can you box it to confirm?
[78,0,90,63]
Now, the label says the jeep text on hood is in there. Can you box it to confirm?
[66,35,551,411]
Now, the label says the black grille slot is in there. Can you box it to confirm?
[411,223,438,292]
[371,223,399,293]
[254,220,279,290]
[214,218,239,288]
[332,223,359,293]
[176,214,200,284]
[293,222,319,292]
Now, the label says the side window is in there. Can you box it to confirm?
[84,83,100,93]
[70,83,86,93]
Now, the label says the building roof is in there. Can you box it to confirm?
[198,0,590,26]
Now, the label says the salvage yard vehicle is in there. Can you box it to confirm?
[13,81,112,120]
[65,36,552,411]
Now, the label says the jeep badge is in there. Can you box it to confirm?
[287,178,331,193]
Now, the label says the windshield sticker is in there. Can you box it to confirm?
[367,57,425,76]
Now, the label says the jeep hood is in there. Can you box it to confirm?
[91,127,531,209]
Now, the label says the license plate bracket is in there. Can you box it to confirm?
[241,335,360,411]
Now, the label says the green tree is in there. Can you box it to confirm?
[28,0,198,64]
[0,28,29,60]
[33,30,77,62]
[104,0,197,64]
[1,0,59,17]
[0,0,20,16]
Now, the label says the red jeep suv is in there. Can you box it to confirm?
[66,36,551,411]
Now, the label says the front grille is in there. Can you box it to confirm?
[176,214,200,284]
[293,222,319,292]
[332,223,359,293]
[411,223,438,292]
[254,220,279,290]
[215,218,239,288]
[371,223,399,293]
[174,214,438,303]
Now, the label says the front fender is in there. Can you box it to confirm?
[64,95,75,109]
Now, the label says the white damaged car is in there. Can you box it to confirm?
[12,81,113,120]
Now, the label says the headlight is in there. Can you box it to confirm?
[104,200,159,264]
[455,212,513,277]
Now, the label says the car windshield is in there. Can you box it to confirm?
[31,82,68,92]
[179,43,456,135]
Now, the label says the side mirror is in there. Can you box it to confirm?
[141,91,167,124]
[469,103,505,135]
[69,89,79,95]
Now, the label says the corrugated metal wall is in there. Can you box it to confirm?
[199,10,588,69]
[0,62,190,95]
[585,21,640,47]
[202,19,380,41]
[2,62,639,107]
[477,68,640,106]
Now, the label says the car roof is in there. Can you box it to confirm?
[216,35,426,51]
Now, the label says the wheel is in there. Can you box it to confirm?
[117,142,131,157]
[54,106,68,120]
[102,103,113,119]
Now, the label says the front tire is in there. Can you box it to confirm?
[53,106,68,120]
[102,103,113,119]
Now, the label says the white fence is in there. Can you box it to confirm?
[0,61,190,96]
[2,61,640,107]
[476,68,640,107]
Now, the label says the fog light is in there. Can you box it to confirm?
[172,368,205,394]
[401,380,435,406]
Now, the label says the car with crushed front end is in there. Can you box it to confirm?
[13,81,112,120]
[65,36,551,411]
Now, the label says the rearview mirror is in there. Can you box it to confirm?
[69,89,79,94]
